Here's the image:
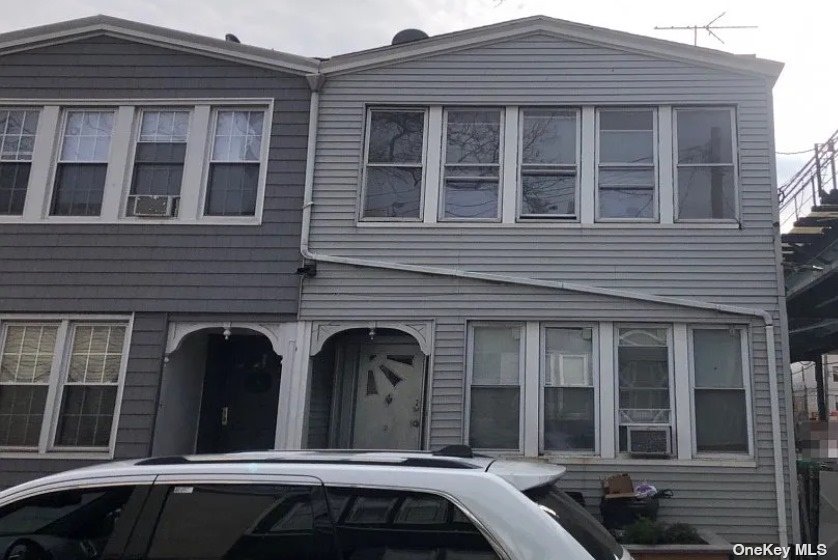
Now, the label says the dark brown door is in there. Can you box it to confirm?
[197,334,281,453]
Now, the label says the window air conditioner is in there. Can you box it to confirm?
[131,195,178,217]
[626,425,672,457]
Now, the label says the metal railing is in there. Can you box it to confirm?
[779,130,838,232]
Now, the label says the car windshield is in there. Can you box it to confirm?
[524,483,623,560]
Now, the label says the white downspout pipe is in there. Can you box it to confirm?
[300,73,788,545]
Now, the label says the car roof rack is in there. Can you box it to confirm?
[135,452,482,470]
[432,445,474,458]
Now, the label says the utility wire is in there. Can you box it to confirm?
[776,148,815,155]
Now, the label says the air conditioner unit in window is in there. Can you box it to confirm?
[130,195,178,217]
[626,426,672,457]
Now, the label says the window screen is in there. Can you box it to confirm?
[205,109,264,216]
[0,109,39,215]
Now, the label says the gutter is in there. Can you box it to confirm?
[301,74,788,546]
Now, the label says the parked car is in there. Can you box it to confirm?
[0,448,628,560]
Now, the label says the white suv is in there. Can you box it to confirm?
[0,448,630,560]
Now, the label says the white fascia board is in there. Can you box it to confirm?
[321,18,782,81]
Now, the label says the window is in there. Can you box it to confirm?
[205,109,265,216]
[0,109,39,215]
[145,484,330,560]
[0,319,129,454]
[0,485,139,559]
[51,110,114,216]
[127,110,190,216]
[831,365,837,383]
[597,108,657,220]
[691,328,749,454]
[468,324,522,450]
[617,327,671,451]
[326,486,501,559]
[443,108,502,220]
[519,109,578,219]
[675,108,737,220]
[362,109,426,219]
[543,327,595,452]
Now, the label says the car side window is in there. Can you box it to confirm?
[144,484,334,560]
[326,487,501,560]
[0,485,137,560]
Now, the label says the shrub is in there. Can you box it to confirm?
[621,519,705,545]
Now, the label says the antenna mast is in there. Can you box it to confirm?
[654,12,758,46]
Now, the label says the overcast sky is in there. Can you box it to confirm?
[2,0,833,184]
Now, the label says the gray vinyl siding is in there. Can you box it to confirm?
[0,35,307,316]
[302,33,791,542]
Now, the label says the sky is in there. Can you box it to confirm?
[1,0,834,185]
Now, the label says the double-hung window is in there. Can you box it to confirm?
[616,327,672,452]
[205,109,265,216]
[0,109,39,216]
[543,327,596,452]
[519,109,579,219]
[127,109,190,216]
[442,109,502,220]
[468,324,523,450]
[0,319,129,453]
[362,108,426,219]
[675,108,737,220]
[51,110,114,216]
[691,328,750,454]
[596,108,657,220]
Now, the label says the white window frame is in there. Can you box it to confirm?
[687,325,754,458]
[0,314,133,459]
[613,324,675,457]
[358,106,429,222]
[517,108,582,221]
[0,98,272,225]
[673,106,739,223]
[594,107,659,223]
[539,323,599,456]
[439,107,505,222]
[464,322,525,453]
[0,107,41,217]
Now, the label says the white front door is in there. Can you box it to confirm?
[351,344,427,449]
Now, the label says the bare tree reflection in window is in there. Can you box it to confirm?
[520,109,577,218]
[443,110,501,219]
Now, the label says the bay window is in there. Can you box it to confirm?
[362,108,426,219]
[442,109,502,220]
[468,324,523,450]
[691,328,750,454]
[0,108,39,215]
[0,318,130,455]
[675,108,737,220]
[519,109,578,219]
[205,109,265,216]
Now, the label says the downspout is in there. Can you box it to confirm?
[300,73,787,544]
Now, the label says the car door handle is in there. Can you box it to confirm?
[221,406,229,427]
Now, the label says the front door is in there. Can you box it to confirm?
[196,334,281,453]
[351,344,427,449]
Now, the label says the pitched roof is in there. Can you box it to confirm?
[321,15,783,81]
[0,15,319,75]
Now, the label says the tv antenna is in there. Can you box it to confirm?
[654,12,758,46]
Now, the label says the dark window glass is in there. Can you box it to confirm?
[0,386,47,447]
[146,484,329,560]
[469,326,521,450]
[54,386,117,447]
[205,110,263,217]
[205,163,259,216]
[327,487,501,560]
[0,486,136,560]
[520,109,578,218]
[544,328,595,452]
[0,109,38,216]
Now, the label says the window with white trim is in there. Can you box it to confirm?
[542,326,596,452]
[691,328,749,454]
[519,109,579,219]
[127,109,190,216]
[442,108,503,220]
[0,108,39,216]
[468,324,523,450]
[596,108,657,220]
[362,108,426,220]
[51,109,115,216]
[675,107,737,220]
[0,319,129,453]
[616,327,672,452]
[205,109,265,216]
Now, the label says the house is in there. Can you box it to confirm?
[0,16,317,484]
[792,354,838,418]
[291,17,796,545]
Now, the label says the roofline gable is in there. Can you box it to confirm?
[320,16,783,81]
[0,15,320,75]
